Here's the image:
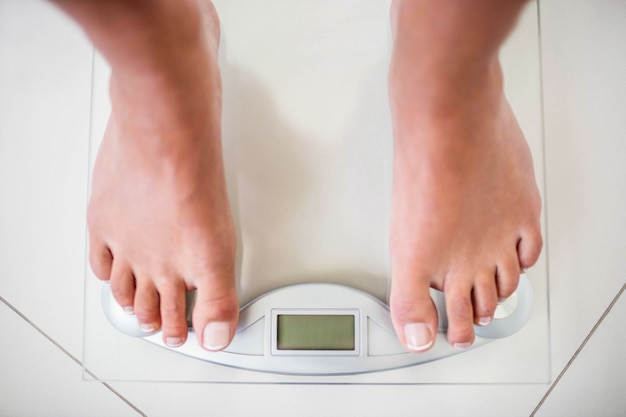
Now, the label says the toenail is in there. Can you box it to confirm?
[203,322,231,351]
[478,316,492,326]
[453,342,472,350]
[123,306,134,315]
[403,323,434,352]
[140,323,156,333]
[166,337,183,348]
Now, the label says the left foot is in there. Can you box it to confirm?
[388,0,542,352]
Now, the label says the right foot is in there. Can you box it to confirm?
[88,1,238,351]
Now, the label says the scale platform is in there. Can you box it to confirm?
[101,276,534,376]
[83,0,550,384]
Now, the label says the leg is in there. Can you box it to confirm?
[52,0,238,350]
[388,0,542,352]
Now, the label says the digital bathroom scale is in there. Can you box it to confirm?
[83,0,551,384]
[101,275,533,376]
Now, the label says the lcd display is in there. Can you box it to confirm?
[277,314,355,350]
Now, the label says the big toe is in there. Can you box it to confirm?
[389,275,439,353]
[192,276,239,352]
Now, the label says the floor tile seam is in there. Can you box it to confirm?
[535,0,554,388]
[0,294,148,417]
[530,281,626,416]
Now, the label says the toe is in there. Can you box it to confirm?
[192,274,239,352]
[389,273,438,353]
[496,253,521,300]
[472,271,498,326]
[109,259,136,314]
[517,226,543,270]
[133,276,161,333]
[89,236,112,281]
[443,278,475,350]
[157,279,188,347]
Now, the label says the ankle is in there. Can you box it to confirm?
[389,55,505,148]
[389,0,521,112]
[391,52,502,108]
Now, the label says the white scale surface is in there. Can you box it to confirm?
[102,277,533,376]
[83,0,551,383]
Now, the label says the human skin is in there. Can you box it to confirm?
[51,0,542,353]
[388,0,542,351]
[52,0,238,350]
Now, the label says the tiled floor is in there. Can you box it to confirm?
[1,0,625,416]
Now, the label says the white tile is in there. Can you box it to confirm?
[0,0,92,358]
[540,0,626,374]
[0,301,142,417]
[108,381,547,417]
[536,0,626,413]
[1,0,625,414]
[535,287,626,416]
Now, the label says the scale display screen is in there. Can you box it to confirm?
[276,314,355,351]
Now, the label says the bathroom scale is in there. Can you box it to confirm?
[101,276,533,376]
[83,0,550,384]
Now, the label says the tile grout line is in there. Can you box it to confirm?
[533,1,623,414]
[530,281,626,416]
[0,295,148,417]
[535,0,554,385]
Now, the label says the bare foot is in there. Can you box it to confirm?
[388,0,542,352]
[88,1,238,351]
